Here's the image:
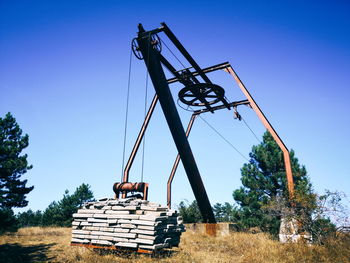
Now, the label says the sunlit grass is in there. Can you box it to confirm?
[0,227,349,263]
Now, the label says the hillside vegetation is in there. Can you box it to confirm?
[0,227,349,263]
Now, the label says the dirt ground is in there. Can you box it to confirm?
[0,227,349,263]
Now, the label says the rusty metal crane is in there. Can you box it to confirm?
[114,23,295,225]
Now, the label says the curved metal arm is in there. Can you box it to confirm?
[225,66,295,199]
[121,94,158,198]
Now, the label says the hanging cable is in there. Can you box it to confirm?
[197,113,250,162]
[140,33,152,182]
[241,116,262,143]
[160,38,188,69]
[121,47,133,182]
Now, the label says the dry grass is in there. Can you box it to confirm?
[0,227,349,263]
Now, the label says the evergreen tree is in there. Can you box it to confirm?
[17,209,43,227]
[213,202,236,222]
[178,200,202,223]
[0,112,33,233]
[0,208,18,233]
[232,131,315,235]
[42,183,94,226]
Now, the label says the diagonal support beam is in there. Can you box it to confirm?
[167,114,197,208]
[224,66,295,199]
[122,94,158,198]
[136,24,216,223]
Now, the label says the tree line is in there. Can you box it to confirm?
[1,112,348,243]
[16,183,94,228]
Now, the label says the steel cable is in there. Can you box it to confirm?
[140,33,152,183]
[160,38,188,69]
[196,113,250,162]
[241,116,262,143]
[121,47,133,182]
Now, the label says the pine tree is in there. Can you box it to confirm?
[178,200,202,223]
[17,209,43,227]
[0,112,33,233]
[232,131,315,235]
[42,183,94,226]
[213,202,236,222]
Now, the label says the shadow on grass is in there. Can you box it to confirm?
[0,243,56,263]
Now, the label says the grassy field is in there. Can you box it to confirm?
[0,227,349,263]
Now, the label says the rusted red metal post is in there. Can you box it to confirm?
[225,66,295,199]
[121,94,158,198]
[167,114,197,208]
[122,94,158,184]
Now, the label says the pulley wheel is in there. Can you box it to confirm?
[131,34,162,60]
[178,83,225,107]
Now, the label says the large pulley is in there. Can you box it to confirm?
[132,33,162,60]
[178,83,226,107]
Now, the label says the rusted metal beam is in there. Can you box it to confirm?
[167,114,197,208]
[193,99,250,115]
[160,54,199,85]
[167,62,230,84]
[122,94,158,193]
[161,23,230,109]
[136,23,216,223]
[224,66,295,199]
[161,22,212,85]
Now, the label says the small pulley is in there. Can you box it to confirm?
[178,83,225,107]
[132,34,162,60]
[233,106,242,121]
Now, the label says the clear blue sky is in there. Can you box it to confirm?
[1,0,349,212]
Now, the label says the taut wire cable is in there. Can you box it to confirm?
[121,47,133,182]
[140,33,152,182]
[241,116,262,144]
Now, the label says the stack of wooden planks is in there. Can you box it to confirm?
[71,197,185,252]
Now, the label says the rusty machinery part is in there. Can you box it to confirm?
[178,83,225,107]
[132,34,162,60]
[113,182,149,200]
[233,106,242,121]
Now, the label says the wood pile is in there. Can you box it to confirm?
[71,197,185,251]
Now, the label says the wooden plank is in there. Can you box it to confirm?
[129,238,154,245]
[114,232,137,239]
[91,223,108,227]
[120,224,136,229]
[130,220,160,226]
[105,210,130,215]
[87,218,107,223]
[73,213,93,218]
[116,242,138,248]
[72,230,90,235]
[98,235,114,241]
[107,214,139,220]
[71,238,89,244]
[139,243,168,250]
[139,215,167,221]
